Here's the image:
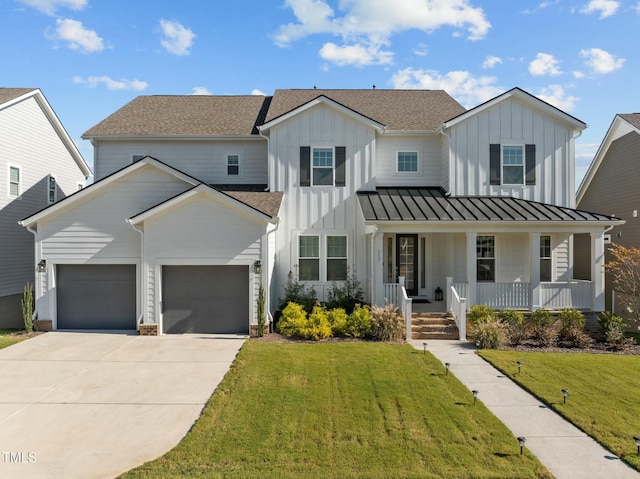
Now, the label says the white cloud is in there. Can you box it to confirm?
[191,86,212,95]
[390,68,502,107]
[73,75,148,91]
[16,0,86,15]
[580,48,625,73]
[522,0,560,14]
[634,2,640,13]
[482,55,502,69]
[535,85,579,111]
[580,0,620,18]
[573,70,585,78]
[52,18,103,53]
[274,0,490,67]
[251,89,266,96]
[529,52,561,76]
[413,43,429,57]
[159,19,195,56]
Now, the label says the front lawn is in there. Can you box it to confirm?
[121,342,550,479]
[0,329,28,350]
[479,350,640,471]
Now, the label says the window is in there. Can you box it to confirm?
[77,182,84,191]
[477,235,495,282]
[132,155,145,163]
[312,148,334,186]
[502,145,524,185]
[9,166,20,197]
[47,175,57,204]
[299,236,320,281]
[540,235,552,282]
[397,151,418,172]
[327,236,347,281]
[227,154,240,176]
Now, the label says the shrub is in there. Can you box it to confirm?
[598,311,634,349]
[276,302,307,337]
[530,309,557,347]
[345,304,372,338]
[473,320,508,349]
[370,303,405,342]
[325,267,366,314]
[327,308,348,337]
[499,309,527,345]
[557,308,591,348]
[276,302,332,340]
[278,271,317,313]
[302,304,332,340]
[22,282,33,333]
[468,304,496,325]
[257,285,266,337]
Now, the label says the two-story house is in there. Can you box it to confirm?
[19,87,620,335]
[0,88,91,328]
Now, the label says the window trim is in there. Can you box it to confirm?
[311,146,335,187]
[501,144,525,186]
[298,235,320,282]
[47,174,57,204]
[297,233,350,282]
[8,165,21,198]
[326,235,348,281]
[540,235,552,283]
[476,235,496,282]
[225,152,243,177]
[396,150,419,173]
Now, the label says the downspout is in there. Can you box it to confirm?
[371,225,378,305]
[24,224,39,322]
[264,217,280,328]
[128,221,145,328]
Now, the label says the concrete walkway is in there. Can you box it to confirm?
[0,331,246,479]
[411,340,640,479]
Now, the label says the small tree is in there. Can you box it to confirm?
[22,282,33,333]
[257,285,266,337]
[606,243,640,326]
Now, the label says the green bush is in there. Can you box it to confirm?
[473,320,508,349]
[345,304,372,338]
[276,302,332,340]
[530,309,557,347]
[598,311,634,349]
[499,309,527,345]
[276,302,307,337]
[278,272,317,313]
[21,282,33,333]
[325,267,366,314]
[327,308,348,337]
[302,304,332,340]
[370,303,404,341]
[468,304,496,325]
[557,308,591,348]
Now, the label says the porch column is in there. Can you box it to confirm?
[466,232,476,306]
[530,232,541,310]
[372,231,384,306]
[591,230,605,311]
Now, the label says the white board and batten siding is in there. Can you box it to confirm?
[375,135,444,188]
[141,194,265,324]
[447,97,575,207]
[0,95,87,297]
[94,139,268,183]
[269,104,374,302]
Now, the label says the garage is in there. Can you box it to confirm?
[162,265,249,334]
[57,264,136,330]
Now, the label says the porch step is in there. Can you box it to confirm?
[410,312,459,340]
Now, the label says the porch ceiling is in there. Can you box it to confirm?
[357,187,619,223]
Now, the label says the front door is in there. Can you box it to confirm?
[396,234,418,296]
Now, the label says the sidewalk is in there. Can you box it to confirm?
[410,340,640,479]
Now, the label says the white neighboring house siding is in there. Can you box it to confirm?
[94,139,268,183]
[448,97,574,207]
[0,95,86,297]
[142,194,265,326]
[269,104,374,302]
[35,165,192,322]
[375,135,443,187]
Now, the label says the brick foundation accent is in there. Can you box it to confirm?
[250,324,270,338]
[33,320,52,332]
[139,324,159,336]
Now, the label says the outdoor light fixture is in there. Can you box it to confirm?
[562,389,569,405]
[517,360,522,374]
[423,342,427,354]
[37,259,46,273]
[253,260,262,275]
[472,390,478,405]
[634,436,640,455]
[445,362,450,375]
[517,436,526,455]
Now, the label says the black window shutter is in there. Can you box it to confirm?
[489,144,501,185]
[335,146,346,187]
[300,146,311,186]
[525,144,536,185]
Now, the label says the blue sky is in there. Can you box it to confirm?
[2,0,636,188]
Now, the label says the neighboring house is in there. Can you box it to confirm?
[20,88,621,336]
[0,88,91,328]
[575,113,640,312]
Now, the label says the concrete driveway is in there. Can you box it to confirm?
[0,331,246,479]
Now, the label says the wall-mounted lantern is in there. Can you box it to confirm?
[254,260,262,275]
[435,287,443,301]
[37,259,46,273]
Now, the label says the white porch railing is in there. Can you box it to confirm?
[399,278,412,341]
[452,283,467,301]
[383,283,398,306]
[448,285,466,341]
[540,281,592,309]
[478,282,530,309]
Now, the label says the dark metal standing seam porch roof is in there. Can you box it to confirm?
[357,187,619,223]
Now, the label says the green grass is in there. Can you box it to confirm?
[121,342,550,479]
[479,350,640,471]
[0,329,27,350]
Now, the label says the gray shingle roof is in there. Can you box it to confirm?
[266,89,465,131]
[0,88,37,105]
[619,113,640,130]
[82,95,271,137]
[358,187,619,222]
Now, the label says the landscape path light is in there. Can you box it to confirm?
[517,436,526,455]
[472,390,478,405]
[634,436,640,454]
[562,389,569,405]
[445,362,450,375]
[517,360,522,374]
[423,342,427,354]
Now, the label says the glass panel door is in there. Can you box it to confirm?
[396,234,418,296]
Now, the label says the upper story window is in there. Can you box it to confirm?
[300,146,346,187]
[8,166,21,198]
[397,151,418,172]
[227,154,240,176]
[490,143,536,186]
[477,235,495,282]
[540,235,552,282]
[48,175,57,204]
